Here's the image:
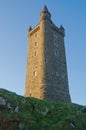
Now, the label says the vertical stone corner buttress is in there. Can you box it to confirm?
[24,5,71,103]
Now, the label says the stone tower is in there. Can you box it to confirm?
[25,6,71,103]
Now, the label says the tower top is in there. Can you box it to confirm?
[42,5,49,12]
[40,5,51,21]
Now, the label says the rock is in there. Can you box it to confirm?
[81,106,86,113]
[19,122,24,130]
[70,122,75,128]
[14,106,19,113]
[31,104,35,110]
[22,98,26,104]
[0,96,6,106]
[7,102,12,109]
[41,107,50,116]
[11,108,14,113]
[45,107,49,113]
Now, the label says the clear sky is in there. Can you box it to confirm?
[0,0,86,105]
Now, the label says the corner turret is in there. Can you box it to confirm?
[28,26,32,32]
[60,25,65,37]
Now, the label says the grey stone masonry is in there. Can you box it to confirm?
[24,5,71,103]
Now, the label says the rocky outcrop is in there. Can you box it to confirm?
[0,88,86,130]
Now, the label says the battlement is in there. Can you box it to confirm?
[28,25,40,37]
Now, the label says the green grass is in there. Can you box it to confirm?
[0,88,86,130]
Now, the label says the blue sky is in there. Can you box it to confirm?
[0,0,86,105]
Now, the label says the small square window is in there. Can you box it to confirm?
[35,33,37,37]
[56,72,59,77]
[35,42,38,46]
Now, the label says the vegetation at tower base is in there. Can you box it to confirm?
[0,88,86,130]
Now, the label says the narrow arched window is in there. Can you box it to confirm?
[34,51,37,56]
[33,71,37,77]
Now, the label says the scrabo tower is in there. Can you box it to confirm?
[25,6,71,103]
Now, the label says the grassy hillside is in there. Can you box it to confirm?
[0,88,86,130]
